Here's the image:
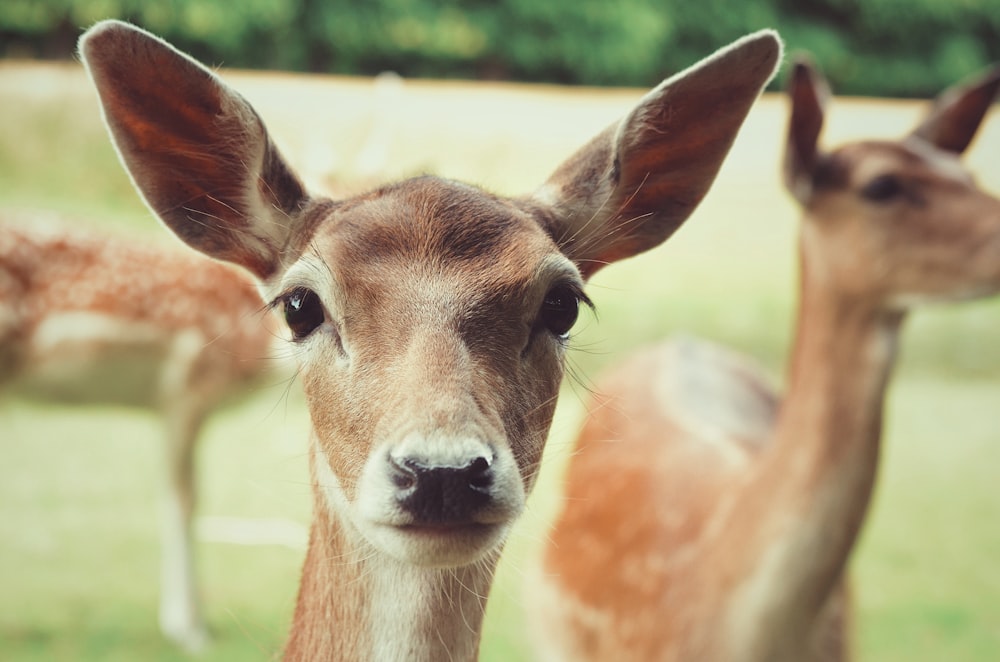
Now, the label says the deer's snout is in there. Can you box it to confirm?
[391,454,495,524]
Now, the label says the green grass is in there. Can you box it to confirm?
[0,392,309,661]
[2,61,999,660]
[852,378,1000,662]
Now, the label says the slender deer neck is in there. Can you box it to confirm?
[283,443,498,662]
[723,251,905,657]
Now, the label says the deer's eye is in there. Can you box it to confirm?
[860,174,904,203]
[283,287,325,340]
[540,284,583,339]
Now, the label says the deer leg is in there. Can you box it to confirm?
[158,332,211,652]
[158,395,209,652]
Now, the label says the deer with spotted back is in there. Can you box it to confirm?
[78,20,781,660]
[0,211,282,652]
[531,58,1000,661]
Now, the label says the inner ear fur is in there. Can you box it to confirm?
[910,65,1000,155]
[79,20,309,279]
[532,30,784,278]
[783,55,829,205]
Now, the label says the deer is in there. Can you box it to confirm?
[531,57,1000,662]
[77,19,781,661]
[0,210,283,652]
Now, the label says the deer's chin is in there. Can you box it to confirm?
[365,520,510,568]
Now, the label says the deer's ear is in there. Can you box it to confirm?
[910,65,1000,155]
[782,55,828,204]
[79,20,308,280]
[529,30,782,279]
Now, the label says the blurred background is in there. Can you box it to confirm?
[1,1,999,661]
[3,0,1000,95]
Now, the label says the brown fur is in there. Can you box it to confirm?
[78,20,781,660]
[534,58,1000,661]
[0,211,281,651]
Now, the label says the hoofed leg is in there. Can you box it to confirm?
[158,332,211,652]
[159,396,209,652]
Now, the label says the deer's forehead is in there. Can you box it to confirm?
[275,178,578,315]
[333,182,558,269]
[823,141,971,189]
[326,180,547,255]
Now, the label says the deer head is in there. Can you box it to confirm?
[784,57,1000,310]
[79,20,781,571]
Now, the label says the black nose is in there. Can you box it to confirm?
[392,456,494,524]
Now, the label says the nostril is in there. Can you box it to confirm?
[390,459,417,491]
[393,472,416,490]
[467,456,493,491]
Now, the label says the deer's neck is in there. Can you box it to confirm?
[723,273,904,657]
[772,287,903,577]
[283,446,497,662]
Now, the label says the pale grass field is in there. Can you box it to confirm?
[1,61,998,660]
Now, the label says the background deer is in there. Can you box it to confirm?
[78,20,780,661]
[531,58,1000,661]
[0,210,283,651]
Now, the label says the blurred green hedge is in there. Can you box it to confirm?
[2,0,998,96]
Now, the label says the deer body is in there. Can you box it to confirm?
[0,213,280,651]
[534,61,1000,661]
[78,19,781,660]
[1,219,273,405]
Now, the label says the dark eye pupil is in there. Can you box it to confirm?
[284,288,324,340]
[861,174,903,202]
[541,285,580,339]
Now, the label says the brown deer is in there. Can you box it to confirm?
[532,58,1000,661]
[0,211,283,651]
[78,20,781,661]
